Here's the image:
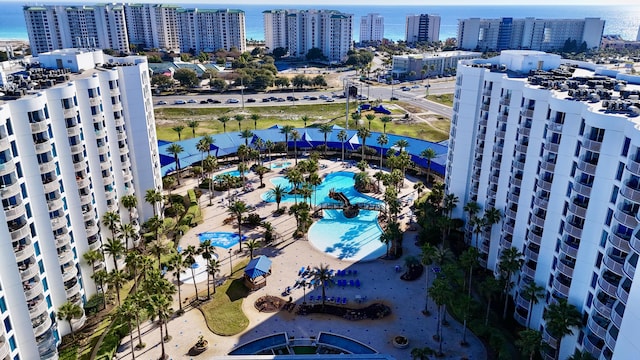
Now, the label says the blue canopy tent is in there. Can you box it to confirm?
[244,255,272,290]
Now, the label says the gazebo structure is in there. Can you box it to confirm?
[244,255,272,291]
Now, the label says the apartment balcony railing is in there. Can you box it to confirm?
[605,327,618,350]
[557,259,575,278]
[603,255,624,276]
[522,262,537,278]
[582,139,603,152]
[597,276,620,297]
[552,277,571,297]
[583,333,605,356]
[573,180,593,197]
[577,158,598,175]
[623,254,636,279]
[544,142,559,153]
[593,295,613,318]
[626,157,640,176]
[520,109,534,118]
[564,221,583,238]
[568,199,588,218]
[560,239,580,258]
[620,182,640,202]
[616,282,630,305]
[615,210,639,229]
[587,315,609,340]
[527,230,543,245]
[548,122,563,132]
[608,232,631,253]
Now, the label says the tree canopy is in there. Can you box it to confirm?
[173,68,199,87]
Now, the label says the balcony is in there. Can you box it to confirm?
[608,232,631,252]
[512,159,525,170]
[560,239,580,258]
[516,292,532,309]
[507,192,520,203]
[540,160,556,172]
[20,261,39,280]
[14,244,35,263]
[616,280,630,305]
[65,281,81,298]
[30,121,48,133]
[577,158,598,175]
[544,142,559,153]
[62,265,78,282]
[542,328,558,349]
[480,103,490,112]
[615,210,638,228]
[531,212,546,227]
[505,208,517,219]
[626,157,640,176]
[500,235,513,248]
[620,182,640,202]
[583,139,602,152]
[593,295,614,318]
[28,297,47,317]
[119,146,130,156]
[1,181,20,199]
[623,253,637,279]
[39,161,56,174]
[515,143,529,153]
[534,196,549,209]
[599,347,613,360]
[58,248,74,264]
[548,122,563,132]
[10,222,30,241]
[557,259,575,277]
[69,144,84,155]
[583,333,605,356]
[573,180,593,198]
[24,281,44,300]
[4,203,26,221]
[34,140,52,154]
[480,240,490,253]
[537,178,553,191]
[527,230,543,245]
[51,217,66,232]
[495,130,506,139]
[520,109,534,118]
[587,315,610,339]
[73,160,87,171]
[474,158,483,168]
[97,144,109,155]
[0,160,17,176]
[32,314,52,337]
[502,222,515,235]
[564,221,583,238]
[500,96,511,106]
[47,197,64,212]
[603,255,624,276]
[522,261,537,278]
[605,326,618,350]
[66,126,81,137]
[525,246,539,261]
[552,276,571,297]
[100,160,110,171]
[568,198,588,218]
[0,336,10,359]
[518,126,531,137]
[86,224,99,237]
[597,275,620,297]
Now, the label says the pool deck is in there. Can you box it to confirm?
[114,159,487,360]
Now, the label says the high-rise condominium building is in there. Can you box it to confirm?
[177,8,246,54]
[24,4,129,56]
[263,9,353,63]
[25,3,246,55]
[0,49,161,359]
[360,13,384,44]
[447,50,640,360]
[405,14,441,45]
[457,17,605,52]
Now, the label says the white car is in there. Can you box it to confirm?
[157,100,167,105]
[187,99,197,103]
[174,99,186,104]
[226,98,239,104]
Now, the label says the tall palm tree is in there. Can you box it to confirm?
[290,129,301,165]
[301,115,310,128]
[337,129,348,162]
[196,137,210,165]
[250,113,260,130]
[380,116,392,133]
[208,258,222,294]
[167,251,186,312]
[365,113,376,130]
[267,184,286,211]
[124,250,142,291]
[218,116,230,133]
[126,293,146,351]
[470,216,486,249]
[311,264,334,307]
[522,280,545,327]
[121,194,138,224]
[459,247,479,345]
[317,123,333,153]
[357,127,371,160]
[167,143,184,184]
[420,148,437,184]
[420,243,436,315]
[203,156,218,206]
[480,275,502,326]
[116,300,138,359]
[516,329,545,360]
[227,200,249,252]
[172,125,185,141]
[145,189,163,217]
[483,207,502,242]
[280,124,294,157]
[187,120,199,138]
[104,237,125,271]
[183,245,202,301]
[234,114,245,131]
[245,239,262,259]
[285,168,303,205]
[107,269,127,305]
[83,249,104,294]
[57,301,83,340]
[265,140,274,162]
[120,223,138,250]
[543,300,582,360]
[240,129,254,146]
[199,239,216,299]
[394,139,409,153]
[146,292,172,358]
[307,172,322,206]
[376,133,388,168]
[499,246,525,319]
[430,277,452,356]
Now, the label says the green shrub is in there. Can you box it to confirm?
[84,293,104,315]
[187,189,197,205]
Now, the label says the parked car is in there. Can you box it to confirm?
[226,98,239,104]
[187,99,197,103]
[262,98,270,102]
[174,99,186,104]
[157,100,167,105]
[200,100,208,104]
[326,98,335,102]
[309,96,318,100]
[247,98,257,103]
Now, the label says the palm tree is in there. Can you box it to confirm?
[379,228,394,258]
[483,207,502,243]
[203,156,218,206]
[245,238,262,259]
[481,275,502,326]
[116,300,138,359]
[516,329,545,360]
[522,281,545,327]
[430,277,452,356]
[420,243,436,315]
[107,269,127,305]
[311,264,334,307]
[459,247,479,345]
[208,258,222,294]
[301,115,310,128]
[357,127,371,160]
[125,293,146,351]
[146,292,172,358]
[337,129,348,162]
[470,216,486,249]
[187,120,199,138]
[265,140,274,162]
[167,143,184,184]
[167,251,186,311]
[83,249,104,293]
[376,133,388,168]
[201,134,215,157]
[121,194,138,224]
[120,223,138,251]
[58,301,84,340]
[103,237,125,271]
[380,116,392,133]
[240,129,254,146]
[172,125,185,141]
[394,139,409,153]
[124,250,142,291]
[498,247,525,319]
[543,300,582,360]
[307,172,322,206]
[218,116,230,133]
[267,184,286,211]
[413,181,425,200]
[420,148,437,184]
[250,113,260,130]
[290,129,301,165]
[280,124,294,157]
[234,114,245,131]
[365,113,376,130]
[145,189,163,217]
[199,239,216,299]
[227,200,249,252]
[183,245,202,301]
[318,123,333,155]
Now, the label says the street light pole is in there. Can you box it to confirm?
[240,77,244,110]
[228,249,233,274]
[344,78,350,129]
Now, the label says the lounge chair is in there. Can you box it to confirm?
[352,270,358,276]
[342,297,348,305]
[355,279,361,288]
[298,266,306,276]
[349,280,355,287]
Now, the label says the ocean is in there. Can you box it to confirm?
[2,2,639,43]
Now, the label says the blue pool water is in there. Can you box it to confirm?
[262,171,385,262]
[215,169,241,179]
[269,161,292,169]
[198,231,245,249]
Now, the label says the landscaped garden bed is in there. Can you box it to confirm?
[296,303,391,320]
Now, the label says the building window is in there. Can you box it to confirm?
[616,162,624,181]
[605,209,613,226]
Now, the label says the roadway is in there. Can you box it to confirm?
[153,78,455,118]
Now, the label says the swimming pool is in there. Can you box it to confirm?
[198,231,245,249]
[269,161,292,169]
[262,171,385,262]
[214,169,241,179]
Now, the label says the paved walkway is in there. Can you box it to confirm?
[115,159,487,360]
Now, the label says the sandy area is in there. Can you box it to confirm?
[114,158,487,360]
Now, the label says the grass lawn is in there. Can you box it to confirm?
[155,102,450,143]
[427,94,454,107]
[200,259,250,336]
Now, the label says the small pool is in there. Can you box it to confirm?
[269,161,292,169]
[198,231,245,249]
[214,169,241,179]
[262,171,385,262]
